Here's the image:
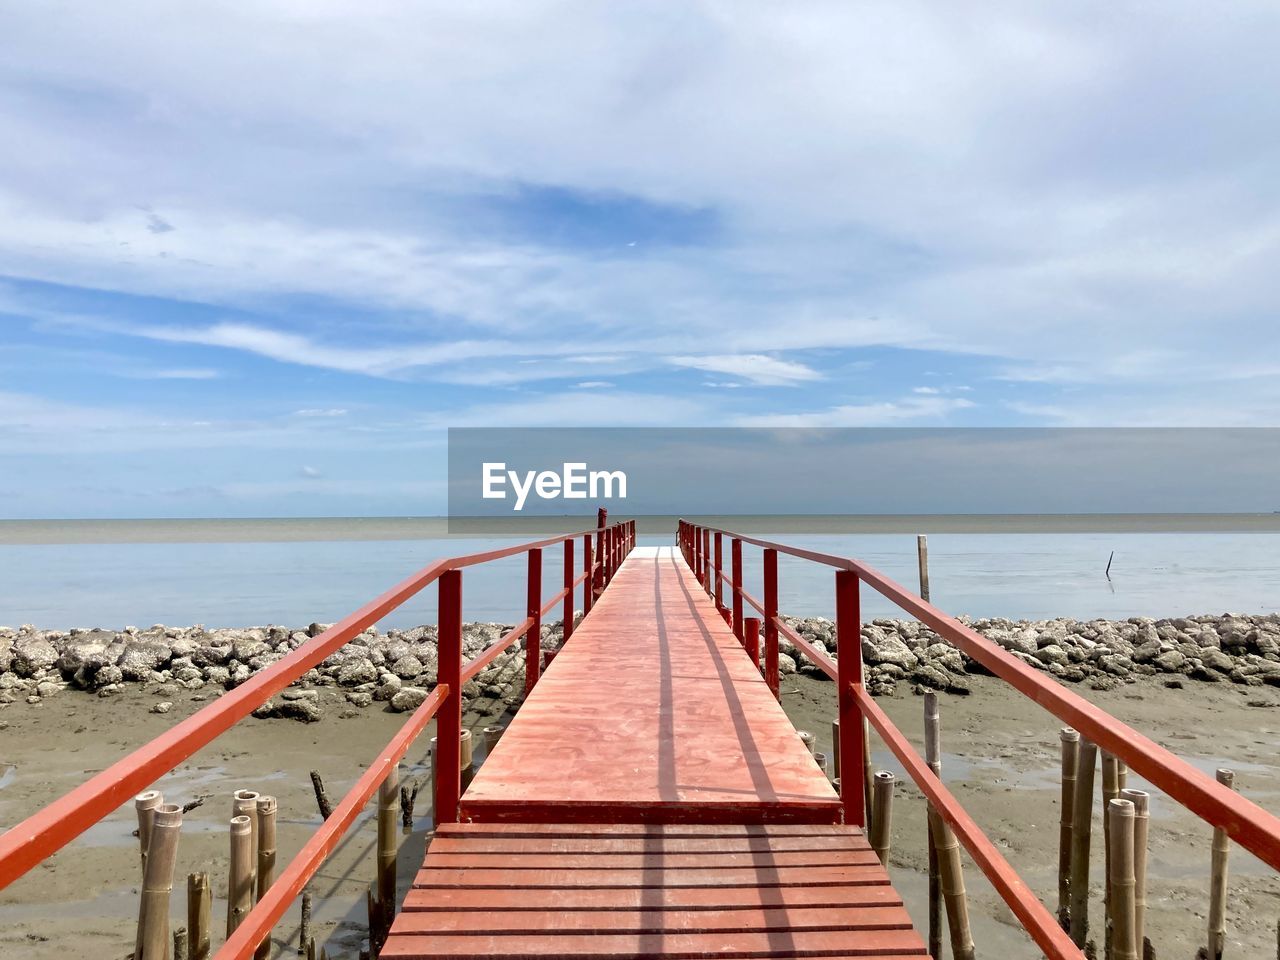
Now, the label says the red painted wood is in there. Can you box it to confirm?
[414,864,891,889]
[461,547,840,825]
[435,823,862,838]
[424,836,874,855]
[423,850,882,869]
[390,905,912,934]
[380,928,928,958]
[402,885,902,913]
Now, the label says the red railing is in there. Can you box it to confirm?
[0,516,637,958]
[678,519,1280,960]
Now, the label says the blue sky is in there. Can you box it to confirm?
[2,2,1279,518]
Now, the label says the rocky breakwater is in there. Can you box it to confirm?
[0,620,566,721]
[782,612,1280,695]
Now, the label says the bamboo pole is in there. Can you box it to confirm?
[1060,728,1082,922]
[232,789,260,902]
[483,725,502,756]
[917,534,930,602]
[1108,799,1138,960]
[1208,768,1235,960]
[299,889,312,956]
[253,796,278,960]
[798,730,815,754]
[1120,788,1150,954]
[870,771,895,866]
[813,752,828,777]
[227,814,254,937]
[924,692,974,960]
[188,873,211,960]
[309,771,333,820]
[1102,753,1122,957]
[173,927,188,960]
[137,803,182,960]
[925,693,942,960]
[377,764,401,942]
[1070,738,1099,947]
[135,790,163,872]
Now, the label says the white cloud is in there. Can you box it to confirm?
[147,368,221,380]
[742,395,976,428]
[294,408,349,417]
[669,354,821,386]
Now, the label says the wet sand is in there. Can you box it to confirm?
[1,677,1278,958]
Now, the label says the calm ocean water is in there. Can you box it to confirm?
[1,518,1278,629]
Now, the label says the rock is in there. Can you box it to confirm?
[92,664,124,689]
[203,665,231,686]
[1034,644,1070,667]
[151,701,173,714]
[346,691,373,707]
[11,636,58,677]
[390,686,429,712]
[336,659,378,686]
[1154,650,1186,673]
[118,641,171,680]
[1200,649,1234,673]
[373,676,402,701]
[777,653,798,676]
[277,697,323,723]
[861,631,918,671]
[390,655,425,679]
[35,680,64,698]
[281,688,318,701]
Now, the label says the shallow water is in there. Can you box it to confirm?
[1,526,1277,629]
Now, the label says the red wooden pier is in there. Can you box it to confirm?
[3,515,1280,960]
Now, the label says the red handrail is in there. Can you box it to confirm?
[679,518,1280,959]
[0,518,635,899]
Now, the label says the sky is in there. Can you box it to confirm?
[2,2,1279,518]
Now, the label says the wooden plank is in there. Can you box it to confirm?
[389,906,913,935]
[461,549,840,825]
[423,850,883,870]
[379,927,929,958]
[424,836,874,855]
[433,823,864,839]
[413,864,890,889]
[402,885,903,913]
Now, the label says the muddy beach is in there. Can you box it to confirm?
[2,672,1278,958]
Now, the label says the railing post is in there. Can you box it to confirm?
[744,616,760,670]
[714,532,723,610]
[434,569,462,825]
[692,526,700,582]
[731,538,744,643]
[582,535,593,616]
[594,512,606,600]
[702,528,711,595]
[763,548,779,699]
[525,548,542,696]
[836,570,866,828]
[562,538,574,644]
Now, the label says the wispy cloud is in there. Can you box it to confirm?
[742,395,976,428]
[669,354,821,386]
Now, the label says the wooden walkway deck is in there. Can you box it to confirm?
[383,546,926,959]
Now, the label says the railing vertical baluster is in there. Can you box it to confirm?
[763,548,779,699]
[731,538,743,643]
[562,538,574,644]
[836,570,866,828]
[744,616,760,670]
[702,529,711,595]
[582,535,593,616]
[526,549,542,695]
[434,569,462,825]
[693,526,701,583]
[594,519,606,600]
[714,532,723,610]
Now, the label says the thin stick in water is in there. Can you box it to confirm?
[299,889,312,956]
[309,771,333,820]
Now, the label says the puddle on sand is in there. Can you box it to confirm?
[0,765,16,790]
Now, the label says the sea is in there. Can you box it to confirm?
[1,516,1278,630]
